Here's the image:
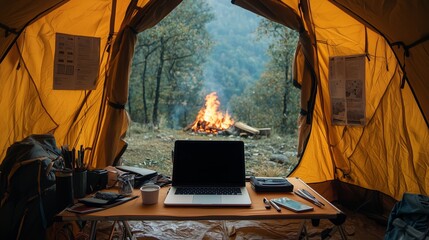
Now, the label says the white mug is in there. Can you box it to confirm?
[140,184,160,205]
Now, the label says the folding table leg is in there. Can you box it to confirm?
[89,221,98,240]
[109,221,119,240]
[297,220,309,240]
[321,225,348,240]
[338,225,347,240]
[121,221,133,239]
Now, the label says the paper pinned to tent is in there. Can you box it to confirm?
[329,54,366,126]
[53,33,100,90]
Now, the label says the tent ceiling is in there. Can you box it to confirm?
[0,0,67,62]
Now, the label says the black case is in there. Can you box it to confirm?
[86,169,108,194]
[250,176,294,192]
[115,165,158,188]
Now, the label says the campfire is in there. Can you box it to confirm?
[188,92,234,134]
[184,92,271,138]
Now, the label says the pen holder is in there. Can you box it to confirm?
[73,169,87,198]
[55,169,74,211]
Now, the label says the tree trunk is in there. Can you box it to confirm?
[152,38,165,126]
[283,63,289,117]
[142,55,149,124]
[281,60,290,133]
[165,60,176,129]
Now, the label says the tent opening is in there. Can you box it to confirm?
[121,0,302,178]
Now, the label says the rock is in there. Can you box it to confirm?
[269,154,291,164]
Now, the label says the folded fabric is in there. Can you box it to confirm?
[78,191,125,207]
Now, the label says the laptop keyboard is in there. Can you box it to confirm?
[175,187,242,195]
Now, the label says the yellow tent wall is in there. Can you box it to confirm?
[293,0,429,201]
[0,0,127,161]
[233,0,429,201]
[0,0,181,169]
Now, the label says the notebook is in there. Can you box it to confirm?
[164,140,252,206]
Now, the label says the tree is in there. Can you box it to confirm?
[203,1,269,104]
[132,38,159,123]
[230,20,299,134]
[129,0,214,127]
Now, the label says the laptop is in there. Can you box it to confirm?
[164,140,252,206]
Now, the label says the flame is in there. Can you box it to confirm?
[190,92,234,133]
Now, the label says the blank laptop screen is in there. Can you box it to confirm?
[172,140,245,187]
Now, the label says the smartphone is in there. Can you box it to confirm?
[271,197,314,212]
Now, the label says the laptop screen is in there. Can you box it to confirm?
[172,140,245,187]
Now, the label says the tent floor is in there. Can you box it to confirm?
[67,204,386,239]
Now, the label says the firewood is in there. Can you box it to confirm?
[257,128,271,137]
[234,122,260,135]
[239,132,249,138]
[183,122,194,131]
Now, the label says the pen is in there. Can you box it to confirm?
[299,189,325,206]
[269,199,282,212]
[295,189,324,207]
[263,197,271,209]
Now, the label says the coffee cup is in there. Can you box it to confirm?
[140,184,160,205]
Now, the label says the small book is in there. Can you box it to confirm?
[250,176,294,192]
[78,191,124,207]
[67,194,138,214]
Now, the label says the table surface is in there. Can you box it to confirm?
[57,177,344,222]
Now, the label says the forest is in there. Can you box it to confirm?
[128,0,300,135]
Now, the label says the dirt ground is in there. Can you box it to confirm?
[122,125,299,177]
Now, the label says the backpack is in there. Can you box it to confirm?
[0,134,63,240]
[385,193,429,240]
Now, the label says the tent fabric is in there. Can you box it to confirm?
[0,0,428,202]
[332,0,429,125]
[0,0,68,62]
[233,0,429,200]
[0,0,121,161]
[91,0,183,168]
[293,42,317,157]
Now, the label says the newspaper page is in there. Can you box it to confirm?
[53,33,100,90]
[329,55,366,126]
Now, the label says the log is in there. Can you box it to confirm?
[257,128,271,137]
[234,121,260,135]
[183,122,194,131]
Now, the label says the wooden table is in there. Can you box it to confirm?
[56,177,347,239]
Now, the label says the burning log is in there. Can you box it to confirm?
[183,92,271,138]
[185,92,234,134]
[183,122,193,132]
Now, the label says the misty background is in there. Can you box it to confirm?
[128,0,300,135]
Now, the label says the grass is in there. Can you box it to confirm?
[121,122,299,177]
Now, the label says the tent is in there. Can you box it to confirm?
[1,0,428,212]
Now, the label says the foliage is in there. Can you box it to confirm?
[202,0,269,103]
[129,0,214,128]
[128,0,299,135]
[230,20,300,134]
